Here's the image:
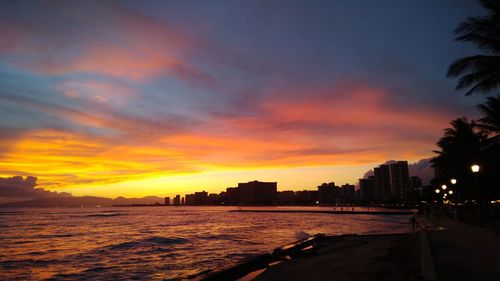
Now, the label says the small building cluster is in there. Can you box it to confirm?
[166,180,356,206]
[358,161,422,204]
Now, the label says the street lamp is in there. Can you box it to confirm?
[450,178,459,204]
[471,164,480,173]
[471,163,482,225]
[441,184,447,190]
[448,190,453,195]
[435,189,440,194]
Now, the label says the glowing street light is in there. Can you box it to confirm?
[471,164,480,173]
[435,189,440,194]
[471,163,482,225]
[441,184,447,190]
[451,179,457,185]
[448,190,453,195]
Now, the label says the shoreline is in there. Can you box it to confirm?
[200,214,500,281]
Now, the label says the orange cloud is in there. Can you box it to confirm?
[37,42,179,80]
[57,80,135,104]
[0,1,214,85]
[0,82,451,196]
[0,130,193,188]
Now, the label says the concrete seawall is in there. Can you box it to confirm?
[200,232,421,281]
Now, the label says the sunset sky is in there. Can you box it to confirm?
[0,0,486,198]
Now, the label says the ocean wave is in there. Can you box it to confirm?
[32,233,75,238]
[0,258,62,268]
[197,234,261,246]
[86,213,127,217]
[106,236,189,251]
[0,211,25,215]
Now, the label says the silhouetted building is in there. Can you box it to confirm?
[390,161,410,200]
[185,192,208,205]
[277,190,295,205]
[208,193,220,205]
[225,187,238,205]
[339,184,355,204]
[318,182,336,204]
[185,194,194,205]
[409,176,423,203]
[195,191,208,205]
[374,165,391,200]
[173,195,180,206]
[410,176,422,191]
[181,197,185,205]
[359,177,375,202]
[164,197,170,206]
[237,180,277,205]
[295,190,318,205]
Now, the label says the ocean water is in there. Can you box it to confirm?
[0,206,413,280]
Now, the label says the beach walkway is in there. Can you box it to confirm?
[424,216,500,281]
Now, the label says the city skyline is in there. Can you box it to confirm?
[174,160,417,205]
[0,158,430,201]
[0,0,485,198]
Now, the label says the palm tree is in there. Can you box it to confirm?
[447,0,500,96]
[432,118,487,198]
[476,96,500,140]
[476,97,500,202]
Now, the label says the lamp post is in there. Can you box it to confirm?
[471,164,481,225]
[471,164,480,201]
[450,178,459,221]
[451,178,458,203]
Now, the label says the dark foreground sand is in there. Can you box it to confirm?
[252,233,421,281]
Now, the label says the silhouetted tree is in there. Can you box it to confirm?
[447,0,500,96]
[476,97,500,200]
[432,118,487,199]
[477,96,500,141]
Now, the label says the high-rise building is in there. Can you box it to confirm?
[173,195,180,206]
[164,197,170,206]
[194,191,208,205]
[374,165,391,200]
[359,177,375,202]
[340,183,355,203]
[237,180,277,204]
[409,176,423,200]
[390,161,410,200]
[317,182,336,204]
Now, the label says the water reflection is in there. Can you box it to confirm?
[0,206,412,280]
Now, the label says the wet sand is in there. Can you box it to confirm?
[252,233,421,281]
